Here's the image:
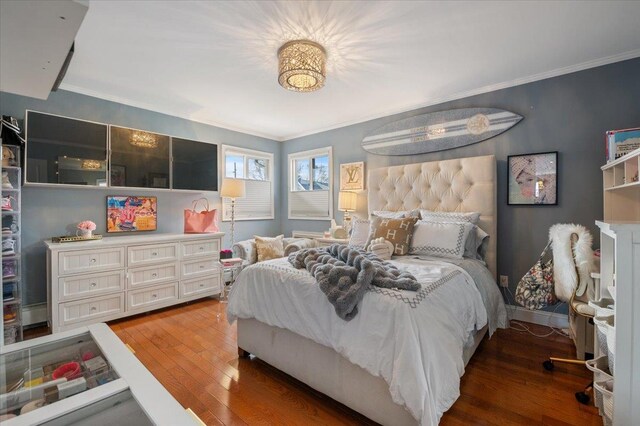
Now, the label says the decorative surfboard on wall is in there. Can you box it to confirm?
[362,107,523,156]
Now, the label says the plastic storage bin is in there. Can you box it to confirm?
[594,314,615,374]
[586,355,613,414]
[594,379,614,426]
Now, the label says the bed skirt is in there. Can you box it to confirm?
[237,318,487,426]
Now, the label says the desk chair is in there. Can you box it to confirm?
[540,225,597,404]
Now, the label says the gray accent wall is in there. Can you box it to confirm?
[0,89,281,306]
[2,58,639,310]
[281,58,640,309]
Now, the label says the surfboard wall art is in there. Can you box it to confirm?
[362,108,523,156]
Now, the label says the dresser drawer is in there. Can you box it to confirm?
[181,258,220,279]
[58,247,125,276]
[126,282,178,312]
[180,275,221,298]
[58,293,124,327]
[58,270,125,301]
[181,239,220,259]
[128,263,179,288]
[127,243,177,267]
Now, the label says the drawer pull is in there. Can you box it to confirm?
[152,273,158,277]
[90,258,96,263]
[200,284,204,287]
[90,306,97,311]
[90,282,97,287]
[199,246,204,251]
[152,294,157,298]
[152,252,158,256]
[199,265,204,269]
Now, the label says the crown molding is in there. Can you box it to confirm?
[58,83,282,141]
[61,49,640,143]
[280,49,640,141]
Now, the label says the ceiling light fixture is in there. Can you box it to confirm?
[81,159,102,170]
[278,40,326,92]
[130,131,158,149]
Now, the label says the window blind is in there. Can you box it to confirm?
[222,179,273,220]
[289,190,330,219]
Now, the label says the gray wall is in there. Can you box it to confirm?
[281,58,640,308]
[0,90,281,305]
[2,58,639,309]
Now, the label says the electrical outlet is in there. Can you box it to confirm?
[499,275,509,288]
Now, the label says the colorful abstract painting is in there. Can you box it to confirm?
[107,196,157,232]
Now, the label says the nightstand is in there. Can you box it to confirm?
[220,260,244,302]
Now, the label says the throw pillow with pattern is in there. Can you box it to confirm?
[368,216,418,256]
[254,235,285,262]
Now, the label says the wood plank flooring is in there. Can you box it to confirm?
[108,298,602,426]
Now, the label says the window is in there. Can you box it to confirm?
[221,145,274,221]
[288,147,333,220]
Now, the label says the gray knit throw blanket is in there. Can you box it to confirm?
[288,244,420,321]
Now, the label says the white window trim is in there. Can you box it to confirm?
[221,144,274,221]
[288,146,333,220]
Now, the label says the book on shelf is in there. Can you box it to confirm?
[606,127,640,162]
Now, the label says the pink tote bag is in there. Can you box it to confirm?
[184,198,219,233]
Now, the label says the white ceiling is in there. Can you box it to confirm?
[61,1,640,141]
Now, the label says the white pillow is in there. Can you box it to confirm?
[410,220,474,259]
[348,219,370,250]
[372,210,419,219]
[419,209,480,224]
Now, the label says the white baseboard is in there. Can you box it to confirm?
[22,303,48,326]
[508,305,569,329]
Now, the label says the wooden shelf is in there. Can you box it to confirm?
[605,180,640,191]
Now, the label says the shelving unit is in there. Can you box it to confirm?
[595,221,640,425]
[602,147,640,221]
[2,144,23,346]
[597,146,640,425]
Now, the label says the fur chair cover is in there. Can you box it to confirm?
[549,224,596,303]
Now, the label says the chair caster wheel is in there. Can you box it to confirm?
[575,391,590,405]
[543,360,554,371]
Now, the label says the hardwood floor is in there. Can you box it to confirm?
[108,298,602,426]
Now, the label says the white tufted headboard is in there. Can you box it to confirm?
[368,155,497,278]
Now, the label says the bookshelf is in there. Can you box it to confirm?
[602,147,640,221]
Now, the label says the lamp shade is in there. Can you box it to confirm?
[220,178,246,199]
[338,191,357,212]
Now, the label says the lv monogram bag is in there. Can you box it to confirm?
[515,241,557,310]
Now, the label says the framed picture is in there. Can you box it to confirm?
[508,152,558,205]
[148,172,169,188]
[340,161,365,191]
[107,196,157,232]
[111,165,126,186]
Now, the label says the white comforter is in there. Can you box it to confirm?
[227,256,506,425]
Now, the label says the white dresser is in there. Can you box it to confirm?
[46,233,224,333]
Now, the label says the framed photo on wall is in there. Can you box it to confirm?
[110,165,126,186]
[340,161,365,191]
[508,152,558,205]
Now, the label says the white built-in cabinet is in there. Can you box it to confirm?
[596,147,640,425]
[46,233,223,333]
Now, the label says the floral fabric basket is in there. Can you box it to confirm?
[515,241,557,310]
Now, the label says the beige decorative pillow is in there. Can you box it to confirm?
[368,216,418,256]
[254,235,285,262]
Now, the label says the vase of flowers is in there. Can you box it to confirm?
[77,220,97,239]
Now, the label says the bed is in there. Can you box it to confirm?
[227,155,507,425]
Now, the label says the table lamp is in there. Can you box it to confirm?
[220,178,246,246]
[338,191,357,234]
